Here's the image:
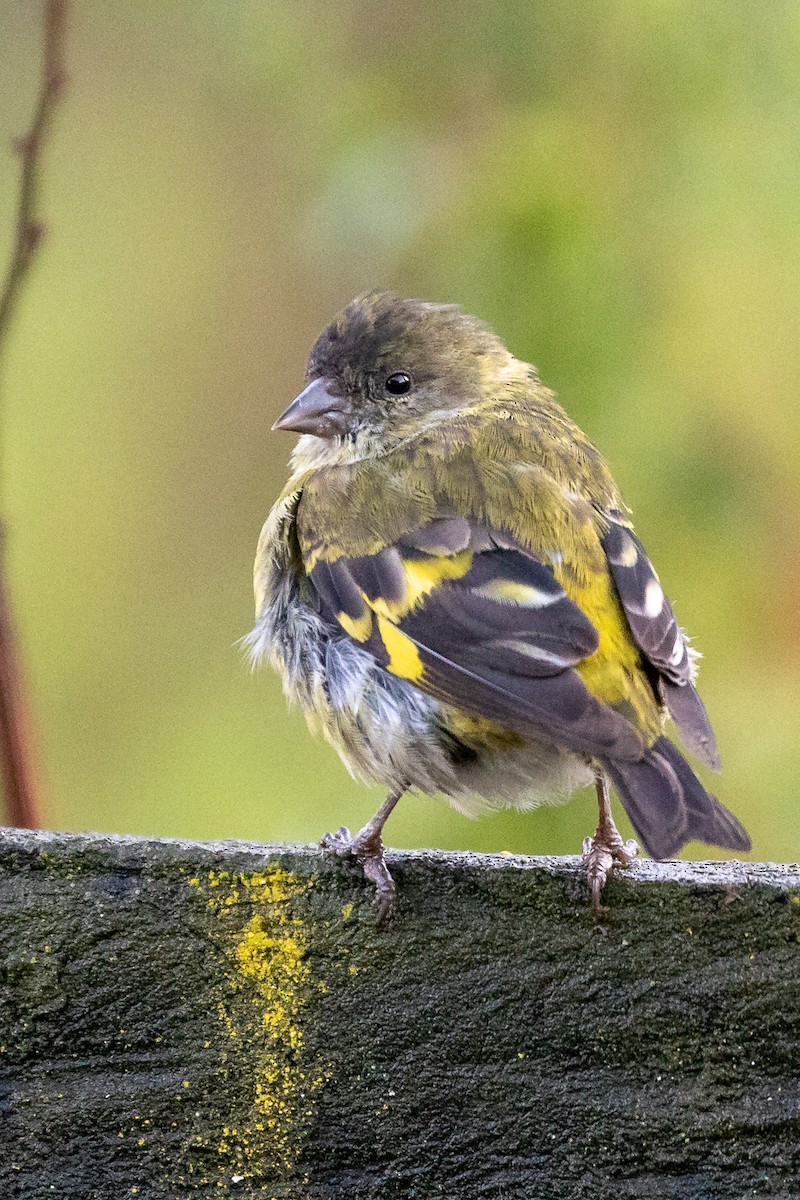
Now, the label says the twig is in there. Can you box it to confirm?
[0,1,67,352]
[0,0,68,828]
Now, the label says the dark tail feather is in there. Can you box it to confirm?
[604,736,751,860]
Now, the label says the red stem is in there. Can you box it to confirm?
[0,526,41,827]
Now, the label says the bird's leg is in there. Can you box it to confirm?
[581,769,639,915]
[320,789,404,920]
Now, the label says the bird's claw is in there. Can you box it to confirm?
[320,826,356,857]
[320,825,396,921]
[581,829,639,916]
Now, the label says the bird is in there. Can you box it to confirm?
[248,291,750,916]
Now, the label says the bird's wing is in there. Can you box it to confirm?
[304,512,643,762]
[600,511,719,769]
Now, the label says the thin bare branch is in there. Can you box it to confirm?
[0,0,68,829]
[0,0,67,352]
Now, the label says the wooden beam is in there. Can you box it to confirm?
[1,828,799,1198]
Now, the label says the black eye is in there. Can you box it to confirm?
[385,371,412,396]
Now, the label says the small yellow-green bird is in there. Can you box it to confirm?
[250,292,750,916]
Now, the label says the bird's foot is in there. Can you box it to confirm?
[581,824,639,916]
[320,825,396,921]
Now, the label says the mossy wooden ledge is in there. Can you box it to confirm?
[1,829,799,1200]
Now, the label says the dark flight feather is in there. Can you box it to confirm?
[417,639,644,761]
[601,514,720,770]
[658,677,720,771]
[399,551,599,676]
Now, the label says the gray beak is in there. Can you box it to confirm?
[271,376,352,438]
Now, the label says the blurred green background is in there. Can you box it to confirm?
[0,1,798,860]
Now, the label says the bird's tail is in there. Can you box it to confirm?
[603,736,751,860]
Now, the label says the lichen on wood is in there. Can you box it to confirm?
[1,828,799,1199]
[199,866,330,1180]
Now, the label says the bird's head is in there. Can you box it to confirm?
[273,291,514,459]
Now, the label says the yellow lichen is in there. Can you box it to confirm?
[200,866,328,1184]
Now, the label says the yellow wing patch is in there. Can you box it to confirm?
[337,610,373,642]
[376,615,424,682]
[366,549,473,622]
[328,550,473,656]
[401,550,473,613]
[554,561,661,740]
